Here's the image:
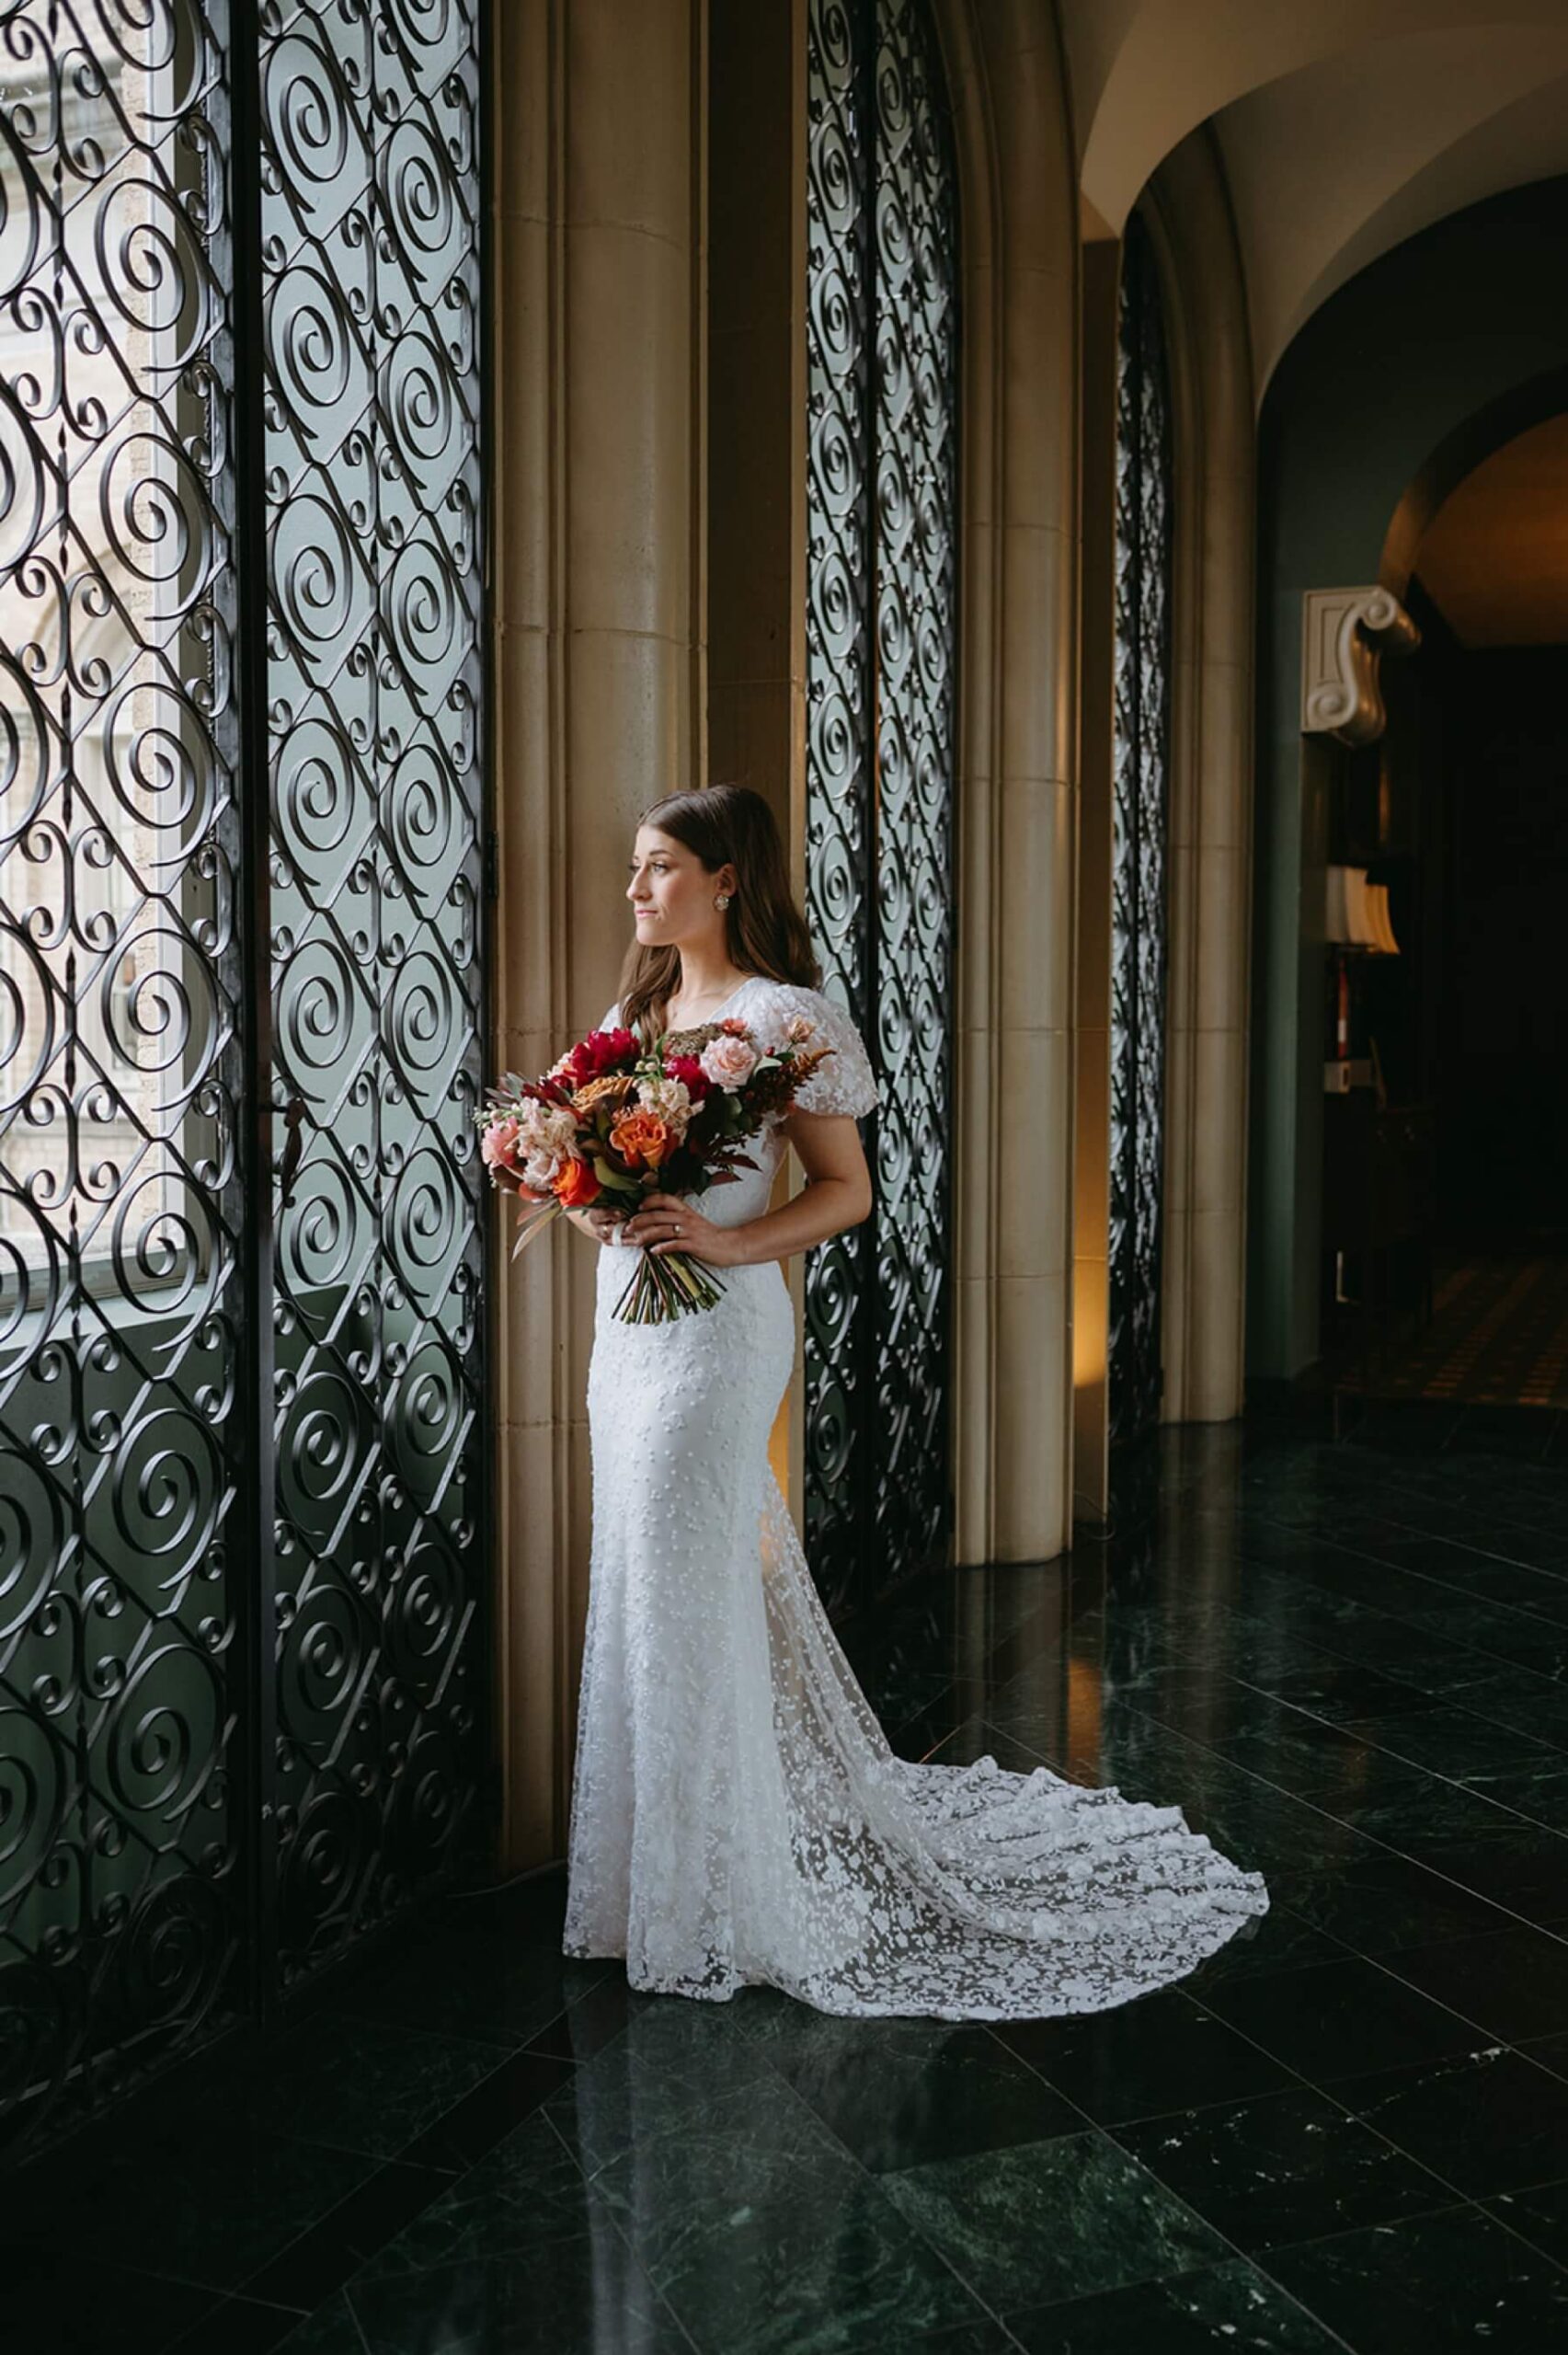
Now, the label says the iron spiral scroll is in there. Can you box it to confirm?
[0,0,487,2153]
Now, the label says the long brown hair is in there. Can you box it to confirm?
[617,784,820,1037]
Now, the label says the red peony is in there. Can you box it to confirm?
[664,1052,713,1103]
[566,1027,638,1084]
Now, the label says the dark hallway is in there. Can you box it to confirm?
[1317,423,1568,1413]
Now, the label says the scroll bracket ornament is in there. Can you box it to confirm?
[1300,586,1420,747]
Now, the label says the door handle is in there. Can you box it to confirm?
[276,1097,306,1211]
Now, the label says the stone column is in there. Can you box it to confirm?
[938,0,1081,1562]
[1149,132,1256,1430]
[491,0,704,1867]
[1070,235,1121,1522]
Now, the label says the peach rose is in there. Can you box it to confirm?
[521,1153,563,1195]
[517,1100,578,1156]
[636,1075,692,1141]
[699,1031,760,1090]
[610,1107,674,1171]
[554,1155,601,1208]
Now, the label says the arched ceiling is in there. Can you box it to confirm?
[1057,1,1568,394]
[1413,409,1568,647]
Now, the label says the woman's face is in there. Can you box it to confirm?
[626,826,731,948]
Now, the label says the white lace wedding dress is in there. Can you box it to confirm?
[562,975,1268,2018]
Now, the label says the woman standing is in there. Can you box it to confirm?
[559,784,1266,2018]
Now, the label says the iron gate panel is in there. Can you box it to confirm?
[0,0,248,2141]
[260,0,486,1980]
[805,0,957,1614]
[804,0,875,1618]
[0,0,487,2149]
[871,0,956,1583]
[1108,212,1172,1449]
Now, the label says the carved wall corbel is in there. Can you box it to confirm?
[1300,585,1420,746]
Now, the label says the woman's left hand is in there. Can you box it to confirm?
[621,1191,738,1266]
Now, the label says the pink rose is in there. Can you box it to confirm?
[481,1117,521,1176]
[482,1117,545,1200]
[699,1031,760,1090]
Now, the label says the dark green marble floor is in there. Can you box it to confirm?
[10,1395,1568,2353]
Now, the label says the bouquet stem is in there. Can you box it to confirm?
[613,1246,727,1324]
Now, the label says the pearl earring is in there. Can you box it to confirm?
[715,892,731,911]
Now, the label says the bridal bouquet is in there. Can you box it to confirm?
[476,1012,832,1322]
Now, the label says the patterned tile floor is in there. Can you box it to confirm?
[12,1392,1568,2353]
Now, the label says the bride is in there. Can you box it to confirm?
[558,783,1268,2018]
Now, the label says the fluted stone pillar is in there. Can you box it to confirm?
[939,0,1081,1562]
[491,0,704,1867]
[1071,235,1120,1522]
[1152,132,1256,1430]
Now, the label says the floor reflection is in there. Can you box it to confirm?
[13,1397,1568,2352]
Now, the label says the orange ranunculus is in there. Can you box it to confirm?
[554,1155,602,1208]
[609,1108,672,1172]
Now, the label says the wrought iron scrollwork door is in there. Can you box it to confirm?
[1108,213,1173,1449]
[805,0,958,1614]
[259,0,486,1986]
[0,0,487,2153]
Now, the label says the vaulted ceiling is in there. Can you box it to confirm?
[1056,0,1568,394]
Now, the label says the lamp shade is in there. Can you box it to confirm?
[1325,864,1399,954]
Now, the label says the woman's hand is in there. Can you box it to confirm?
[566,1204,626,1246]
[621,1190,738,1267]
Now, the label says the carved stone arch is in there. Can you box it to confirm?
[1074,125,1257,1520]
[1380,361,1568,597]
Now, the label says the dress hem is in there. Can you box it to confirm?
[559,1884,1272,2021]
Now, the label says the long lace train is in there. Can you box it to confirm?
[559,976,1268,2019]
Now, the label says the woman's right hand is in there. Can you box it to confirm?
[570,1204,625,1246]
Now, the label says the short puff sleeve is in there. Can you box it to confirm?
[761,984,878,1120]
